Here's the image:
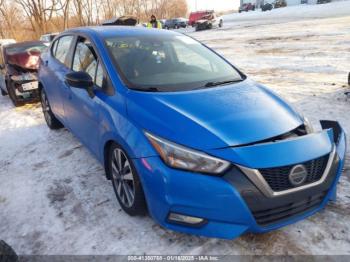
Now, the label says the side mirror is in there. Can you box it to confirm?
[65,71,95,98]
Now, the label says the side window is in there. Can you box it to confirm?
[55,35,73,66]
[95,62,104,87]
[72,37,104,88]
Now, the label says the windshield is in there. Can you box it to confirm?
[105,34,244,92]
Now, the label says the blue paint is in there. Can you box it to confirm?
[39,26,347,239]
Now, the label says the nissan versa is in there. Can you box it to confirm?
[38,27,346,239]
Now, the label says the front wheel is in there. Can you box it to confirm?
[109,143,147,216]
[40,88,63,129]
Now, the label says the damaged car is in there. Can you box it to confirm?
[39,27,346,239]
[0,41,47,106]
[195,12,223,31]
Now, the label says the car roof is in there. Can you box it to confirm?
[63,26,179,39]
[4,41,46,49]
[42,33,59,36]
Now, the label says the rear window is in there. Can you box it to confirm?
[54,35,74,66]
[5,43,47,55]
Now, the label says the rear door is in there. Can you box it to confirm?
[41,35,75,121]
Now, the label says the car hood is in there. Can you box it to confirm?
[6,51,41,70]
[197,19,210,23]
[126,79,303,150]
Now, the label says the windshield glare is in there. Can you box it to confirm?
[6,44,47,55]
[105,34,243,91]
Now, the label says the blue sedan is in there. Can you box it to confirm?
[38,26,346,239]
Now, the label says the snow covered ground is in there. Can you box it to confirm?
[1,1,350,255]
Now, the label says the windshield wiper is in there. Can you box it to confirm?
[204,79,242,87]
[131,87,159,92]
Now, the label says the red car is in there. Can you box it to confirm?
[239,3,256,12]
[189,10,214,27]
[0,41,47,106]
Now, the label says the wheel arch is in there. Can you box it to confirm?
[103,139,115,180]
[101,128,158,180]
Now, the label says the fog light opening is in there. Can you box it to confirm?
[168,212,207,227]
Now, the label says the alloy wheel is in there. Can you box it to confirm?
[111,148,135,208]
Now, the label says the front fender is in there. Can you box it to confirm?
[97,99,158,167]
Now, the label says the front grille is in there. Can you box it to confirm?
[253,191,327,226]
[259,154,329,192]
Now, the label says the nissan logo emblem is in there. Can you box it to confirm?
[289,165,308,186]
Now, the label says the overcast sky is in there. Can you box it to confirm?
[187,0,239,11]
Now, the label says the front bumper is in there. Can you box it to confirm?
[196,23,210,30]
[11,73,40,101]
[135,121,346,239]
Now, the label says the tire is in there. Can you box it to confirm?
[7,80,22,107]
[40,88,63,129]
[219,20,223,28]
[109,143,147,216]
[0,240,18,262]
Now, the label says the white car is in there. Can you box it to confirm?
[0,39,16,96]
[195,13,223,31]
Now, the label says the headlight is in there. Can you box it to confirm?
[303,117,314,134]
[145,132,230,174]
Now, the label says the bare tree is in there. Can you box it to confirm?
[0,0,27,39]
[0,0,14,38]
[58,0,71,29]
[0,0,188,40]
[15,0,64,36]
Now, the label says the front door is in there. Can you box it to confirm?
[63,36,105,155]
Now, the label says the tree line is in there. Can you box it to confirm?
[0,0,188,41]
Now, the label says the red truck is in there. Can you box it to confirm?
[188,10,214,27]
[239,3,256,12]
